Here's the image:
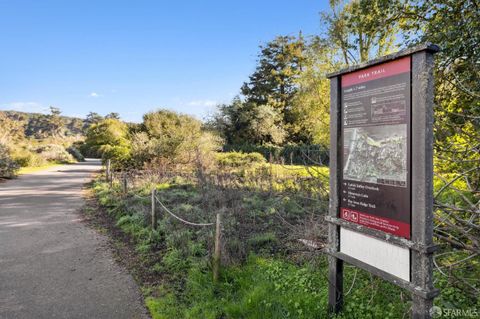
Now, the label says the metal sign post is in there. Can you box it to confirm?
[326,43,439,318]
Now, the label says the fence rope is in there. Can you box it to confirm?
[132,194,150,200]
[154,196,215,227]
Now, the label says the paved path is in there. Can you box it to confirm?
[0,160,148,319]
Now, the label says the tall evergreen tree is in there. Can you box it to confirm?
[211,35,307,146]
[241,35,306,113]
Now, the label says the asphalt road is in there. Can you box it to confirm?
[0,160,148,319]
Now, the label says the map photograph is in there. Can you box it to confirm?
[343,124,407,186]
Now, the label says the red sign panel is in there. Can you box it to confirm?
[340,57,411,239]
[341,57,411,87]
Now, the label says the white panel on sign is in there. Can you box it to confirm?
[340,227,410,281]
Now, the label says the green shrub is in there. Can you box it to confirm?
[247,232,278,250]
[146,291,182,319]
[34,144,75,163]
[223,144,330,165]
[216,151,266,168]
[0,144,19,178]
[78,141,100,158]
[84,118,131,160]
[67,146,85,162]
[100,144,132,169]
[11,148,47,167]
[162,248,190,273]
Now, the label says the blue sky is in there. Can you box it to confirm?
[0,1,329,122]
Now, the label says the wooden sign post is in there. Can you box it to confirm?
[151,188,157,230]
[106,159,111,182]
[326,43,439,318]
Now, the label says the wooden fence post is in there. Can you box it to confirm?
[122,174,128,194]
[106,159,111,182]
[151,188,157,230]
[269,153,274,192]
[213,213,222,282]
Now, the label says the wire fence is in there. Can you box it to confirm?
[155,196,215,227]
[103,157,329,273]
[105,159,223,280]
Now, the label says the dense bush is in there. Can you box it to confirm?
[0,144,19,178]
[67,146,85,162]
[216,151,266,168]
[83,118,131,161]
[11,148,47,167]
[139,110,203,164]
[129,110,222,171]
[78,141,100,158]
[100,144,132,169]
[34,144,75,163]
[11,144,83,167]
[223,144,329,166]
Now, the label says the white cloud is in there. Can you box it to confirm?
[187,100,218,107]
[89,92,100,98]
[0,101,47,113]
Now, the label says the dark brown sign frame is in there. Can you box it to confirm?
[325,43,440,319]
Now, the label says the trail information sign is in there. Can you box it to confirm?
[326,44,440,319]
[340,56,411,239]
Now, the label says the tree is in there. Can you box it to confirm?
[403,0,480,198]
[105,112,120,120]
[69,118,85,135]
[208,97,287,146]
[139,110,203,164]
[0,113,23,177]
[84,112,104,129]
[0,112,25,145]
[207,97,247,145]
[133,110,222,171]
[211,36,307,146]
[402,1,480,298]
[416,0,480,180]
[322,0,405,65]
[288,38,338,145]
[46,106,65,138]
[243,103,286,145]
[241,35,306,119]
[0,143,18,178]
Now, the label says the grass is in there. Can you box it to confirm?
[17,163,63,174]
[89,161,480,319]
[144,255,410,319]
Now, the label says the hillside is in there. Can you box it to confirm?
[0,110,87,138]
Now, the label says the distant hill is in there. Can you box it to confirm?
[0,110,87,138]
